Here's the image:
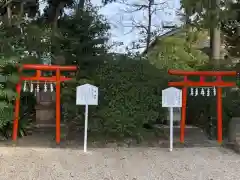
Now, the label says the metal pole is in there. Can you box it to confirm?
[170,107,174,152]
[84,104,89,153]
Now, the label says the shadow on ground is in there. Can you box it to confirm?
[0,126,222,149]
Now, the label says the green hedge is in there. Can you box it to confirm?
[62,57,170,139]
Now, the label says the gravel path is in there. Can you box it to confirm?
[0,147,240,180]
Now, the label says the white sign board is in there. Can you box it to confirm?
[76,84,98,105]
[76,83,99,153]
[162,87,182,108]
[162,87,182,152]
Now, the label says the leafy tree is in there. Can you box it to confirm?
[56,7,110,127]
[0,26,19,131]
[180,0,231,67]
[55,8,110,68]
[147,28,208,70]
[0,0,54,137]
[43,0,75,30]
[221,1,240,61]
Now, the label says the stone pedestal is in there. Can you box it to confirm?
[228,117,240,143]
[35,104,55,125]
[35,91,55,126]
[228,117,240,153]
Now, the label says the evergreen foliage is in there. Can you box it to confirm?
[0,26,19,129]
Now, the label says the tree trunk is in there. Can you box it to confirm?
[211,27,221,68]
[6,3,11,26]
[76,0,85,17]
[77,0,85,11]
[51,2,66,65]
[19,1,24,18]
[52,2,65,32]
[185,8,192,43]
[210,0,221,69]
[145,0,153,53]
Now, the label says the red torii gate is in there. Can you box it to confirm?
[168,70,237,144]
[13,64,77,144]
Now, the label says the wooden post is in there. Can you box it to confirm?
[180,76,187,143]
[55,69,61,144]
[36,70,41,77]
[217,76,223,144]
[12,82,21,141]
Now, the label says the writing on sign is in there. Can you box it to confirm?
[76,84,98,105]
[162,87,182,107]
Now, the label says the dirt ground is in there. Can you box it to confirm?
[0,146,240,180]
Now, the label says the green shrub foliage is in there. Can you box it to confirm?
[0,28,19,131]
[63,57,169,139]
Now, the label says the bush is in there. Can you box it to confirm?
[85,57,169,139]
[0,92,36,138]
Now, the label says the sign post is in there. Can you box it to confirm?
[162,87,182,152]
[169,107,173,151]
[76,84,98,153]
[84,103,89,153]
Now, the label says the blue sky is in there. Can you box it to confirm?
[40,0,181,53]
[96,0,181,53]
